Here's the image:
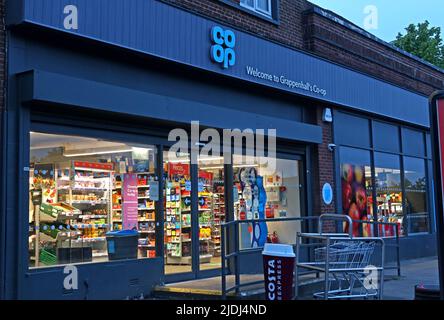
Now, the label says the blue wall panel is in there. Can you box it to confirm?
[7,0,430,127]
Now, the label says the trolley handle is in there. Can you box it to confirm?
[318,214,353,238]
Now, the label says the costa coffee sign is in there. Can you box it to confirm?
[429,91,444,300]
[265,258,283,300]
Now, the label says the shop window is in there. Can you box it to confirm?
[335,112,371,148]
[232,154,302,249]
[374,152,403,237]
[29,132,158,269]
[404,157,429,234]
[339,147,373,237]
[240,0,272,17]
[373,121,400,153]
[402,128,425,157]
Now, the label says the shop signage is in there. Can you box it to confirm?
[122,174,138,230]
[11,0,430,126]
[210,26,236,69]
[245,66,327,97]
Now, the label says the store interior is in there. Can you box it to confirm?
[29,132,158,267]
[29,132,302,273]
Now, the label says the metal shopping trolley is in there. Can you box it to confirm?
[295,214,385,300]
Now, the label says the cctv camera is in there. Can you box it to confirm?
[328,144,337,151]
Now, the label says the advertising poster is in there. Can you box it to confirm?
[123,173,138,230]
[341,164,367,237]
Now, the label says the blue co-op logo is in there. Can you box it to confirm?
[210,26,236,69]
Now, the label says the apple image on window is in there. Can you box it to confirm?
[355,186,367,213]
[348,203,361,236]
[354,166,364,184]
[342,164,353,184]
[342,183,353,210]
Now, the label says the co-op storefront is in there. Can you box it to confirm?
[0,0,436,299]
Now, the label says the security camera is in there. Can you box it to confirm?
[328,144,337,151]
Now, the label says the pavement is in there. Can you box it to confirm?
[383,256,439,300]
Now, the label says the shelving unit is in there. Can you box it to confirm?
[57,161,114,259]
[211,184,225,257]
[29,160,114,266]
[165,180,192,264]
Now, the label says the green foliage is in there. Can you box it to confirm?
[392,20,444,69]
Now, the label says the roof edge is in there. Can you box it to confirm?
[304,3,444,75]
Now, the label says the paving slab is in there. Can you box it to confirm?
[383,256,439,300]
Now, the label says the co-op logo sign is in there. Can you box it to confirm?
[210,26,236,69]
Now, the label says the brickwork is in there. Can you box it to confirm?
[303,9,444,96]
[311,106,336,215]
[159,0,309,49]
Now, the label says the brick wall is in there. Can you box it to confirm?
[303,8,444,96]
[311,106,336,216]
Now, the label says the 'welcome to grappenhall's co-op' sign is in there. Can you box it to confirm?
[209,25,327,97]
[245,65,328,97]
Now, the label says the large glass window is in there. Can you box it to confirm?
[232,154,302,249]
[402,128,425,157]
[335,112,371,148]
[336,116,433,238]
[373,121,400,153]
[374,152,403,236]
[339,147,373,237]
[29,132,158,268]
[404,157,429,234]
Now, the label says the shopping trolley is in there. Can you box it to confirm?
[295,214,385,300]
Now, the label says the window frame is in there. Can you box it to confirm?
[240,0,273,18]
[27,123,165,270]
[333,109,433,237]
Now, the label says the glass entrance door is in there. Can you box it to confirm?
[163,151,226,276]
[197,156,226,272]
[163,150,193,275]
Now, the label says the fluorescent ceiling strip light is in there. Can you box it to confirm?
[64,146,137,157]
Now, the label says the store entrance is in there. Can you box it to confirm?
[163,151,225,278]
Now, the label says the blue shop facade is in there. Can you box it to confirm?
[0,0,437,299]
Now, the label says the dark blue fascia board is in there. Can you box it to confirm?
[8,0,430,128]
[18,70,322,144]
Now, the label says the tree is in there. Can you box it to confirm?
[392,20,444,69]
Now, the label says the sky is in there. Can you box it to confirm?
[308,0,444,43]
